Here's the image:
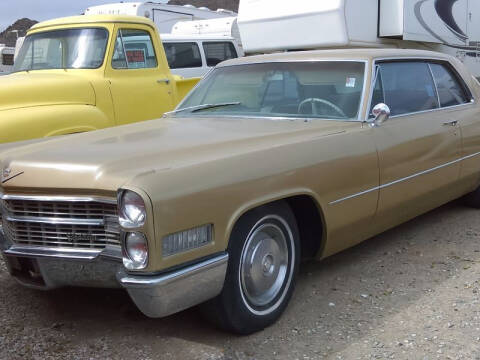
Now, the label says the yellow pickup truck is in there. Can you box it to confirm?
[0,15,200,144]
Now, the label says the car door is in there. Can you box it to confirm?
[370,60,462,232]
[429,62,479,192]
[105,25,174,126]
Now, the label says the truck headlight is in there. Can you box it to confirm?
[123,232,148,270]
[119,190,146,228]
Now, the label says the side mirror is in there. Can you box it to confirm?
[371,103,391,126]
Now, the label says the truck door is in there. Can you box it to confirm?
[105,25,174,126]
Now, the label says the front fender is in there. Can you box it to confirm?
[174,76,201,102]
[0,104,114,144]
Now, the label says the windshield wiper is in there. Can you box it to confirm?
[164,102,241,116]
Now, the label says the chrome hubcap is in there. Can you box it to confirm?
[240,222,289,308]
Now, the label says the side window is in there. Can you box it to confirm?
[377,62,439,116]
[163,42,202,69]
[430,63,470,107]
[202,41,238,67]
[112,29,158,69]
[369,66,385,116]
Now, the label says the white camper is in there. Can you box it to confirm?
[14,37,25,61]
[237,0,480,78]
[172,16,242,47]
[0,45,15,75]
[85,1,236,33]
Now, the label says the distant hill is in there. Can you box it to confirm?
[0,18,37,47]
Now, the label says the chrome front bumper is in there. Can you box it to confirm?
[0,228,228,318]
[117,253,228,318]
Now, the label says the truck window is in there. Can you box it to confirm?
[14,28,108,71]
[112,29,158,69]
[202,42,238,67]
[163,42,202,69]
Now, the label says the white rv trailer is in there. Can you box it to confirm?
[85,1,237,33]
[171,16,242,47]
[14,37,25,61]
[237,0,480,77]
[0,45,15,75]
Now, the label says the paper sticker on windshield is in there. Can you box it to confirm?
[126,49,146,68]
[346,77,356,88]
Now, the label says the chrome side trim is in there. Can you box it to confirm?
[5,214,104,226]
[0,193,117,204]
[329,151,480,205]
[117,253,229,318]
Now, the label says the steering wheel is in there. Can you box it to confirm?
[297,98,346,118]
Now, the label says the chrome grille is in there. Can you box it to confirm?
[0,197,120,249]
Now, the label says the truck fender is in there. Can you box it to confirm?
[0,104,114,143]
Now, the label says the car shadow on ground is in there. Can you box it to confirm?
[1,200,479,358]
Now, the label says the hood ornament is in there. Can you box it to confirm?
[1,167,24,184]
[2,167,11,179]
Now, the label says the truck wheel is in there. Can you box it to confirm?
[203,201,300,334]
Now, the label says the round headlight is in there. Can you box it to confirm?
[124,232,148,270]
[119,190,146,228]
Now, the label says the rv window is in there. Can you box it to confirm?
[163,42,202,69]
[429,63,469,107]
[377,62,439,116]
[112,29,158,69]
[202,42,238,67]
[2,54,14,66]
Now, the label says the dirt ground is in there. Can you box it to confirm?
[2,200,480,360]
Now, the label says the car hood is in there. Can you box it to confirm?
[0,116,349,193]
[0,72,95,112]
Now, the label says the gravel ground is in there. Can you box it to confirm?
[2,200,480,359]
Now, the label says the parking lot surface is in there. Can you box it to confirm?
[1,200,480,360]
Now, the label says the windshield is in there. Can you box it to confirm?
[175,61,366,120]
[14,28,109,72]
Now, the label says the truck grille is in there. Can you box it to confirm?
[0,197,120,249]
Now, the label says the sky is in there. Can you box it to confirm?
[0,0,124,31]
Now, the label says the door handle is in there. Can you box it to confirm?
[443,120,458,126]
[157,78,170,85]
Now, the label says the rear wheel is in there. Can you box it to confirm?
[203,201,300,334]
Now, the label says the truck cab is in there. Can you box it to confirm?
[1,15,199,144]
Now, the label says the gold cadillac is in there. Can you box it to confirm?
[1,49,480,334]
